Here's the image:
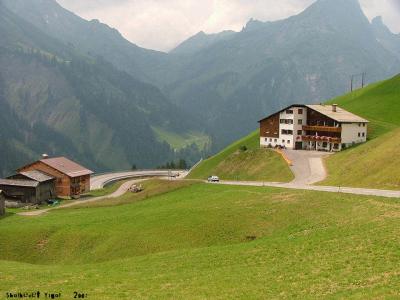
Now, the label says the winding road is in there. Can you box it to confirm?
[90,170,186,190]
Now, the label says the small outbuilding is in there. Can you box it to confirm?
[0,190,5,216]
[0,171,56,205]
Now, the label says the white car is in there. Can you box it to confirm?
[208,176,220,183]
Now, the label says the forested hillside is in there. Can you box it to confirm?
[0,2,206,176]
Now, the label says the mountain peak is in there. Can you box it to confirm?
[243,18,265,31]
[371,16,392,33]
[303,0,364,18]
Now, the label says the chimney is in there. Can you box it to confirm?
[332,104,338,112]
[42,154,49,159]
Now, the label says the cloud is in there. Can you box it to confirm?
[56,0,400,52]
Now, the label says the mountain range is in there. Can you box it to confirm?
[1,0,399,175]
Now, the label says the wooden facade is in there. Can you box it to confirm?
[259,113,280,138]
[0,191,5,216]
[18,157,93,198]
[0,179,55,204]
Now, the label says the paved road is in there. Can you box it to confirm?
[18,179,147,216]
[283,150,332,185]
[211,180,400,199]
[91,170,186,190]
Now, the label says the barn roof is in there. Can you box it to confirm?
[39,157,94,177]
[19,170,54,182]
[0,179,39,188]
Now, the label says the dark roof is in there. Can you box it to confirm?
[40,157,94,177]
[18,170,54,182]
[0,179,39,188]
[258,104,306,122]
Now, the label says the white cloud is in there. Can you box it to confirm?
[56,0,400,52]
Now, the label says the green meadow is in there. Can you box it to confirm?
[1,181,400,299]
[187,131,293,182]
[321,74,400,190]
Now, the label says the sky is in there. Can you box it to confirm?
[56,0,400,52]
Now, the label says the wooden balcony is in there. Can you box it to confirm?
[303,125,342,133]
[302,136,342,143]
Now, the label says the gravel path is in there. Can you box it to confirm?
[18,179,146,216]
[283,150,332,185]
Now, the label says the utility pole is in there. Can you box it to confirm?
[361,72,366,88]
[350,75,354,92]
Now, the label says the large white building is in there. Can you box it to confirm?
[259,104,369,152]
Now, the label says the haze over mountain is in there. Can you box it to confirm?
[1,0,400,175]
[154,0,400,146]
[0,1,205,176]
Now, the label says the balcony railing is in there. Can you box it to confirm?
[303,125,342,133]
[302,136,342,143]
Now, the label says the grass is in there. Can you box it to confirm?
[83,179,130,198]
[1,183,400,298]
[321,74,400,190]
[188,131,293,182]
[74,179,197,208]
[320,128,400,190]
[152,126,210,150]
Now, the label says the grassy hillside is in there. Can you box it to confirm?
[321,74,400,189]
[152,126,210,150]
[1,183,400,298]
[187,131,294,182]
[327,74,400,138]
[321,128,400,190]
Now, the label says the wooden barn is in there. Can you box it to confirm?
[8,170,56,201]
[0,179,42,204]
[18,157,93,198]
[0,190,5,216]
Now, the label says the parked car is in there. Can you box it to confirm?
[208,176,220,183]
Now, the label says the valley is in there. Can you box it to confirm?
[1,0,400,298]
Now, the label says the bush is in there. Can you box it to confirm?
[239,145,248,152]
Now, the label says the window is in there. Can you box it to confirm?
[270,138,273,142]
[297,130,303,135]
[281,129,293,135]
[287,140,290,144]
[282,140,285,143]
[362,133,365,137]
[363,123,366,127]
[286,109,294,114]
[298,109,303,114]
[358,133,361,137]
[265,138,268,142]
[274,139,278,142]
[298,119,303,125]
[322,142,327,147]
[358,123,361,127]
[280,119,294,124]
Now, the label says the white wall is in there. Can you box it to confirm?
[341,123,368,145]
